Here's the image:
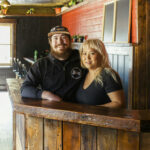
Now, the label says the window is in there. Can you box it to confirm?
[102,0,132,43]
[0,19,16,66]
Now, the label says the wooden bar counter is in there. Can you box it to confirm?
[7,78,150,150]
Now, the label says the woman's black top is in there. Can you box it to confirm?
[75,69,123,105]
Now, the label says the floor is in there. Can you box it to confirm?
[0,92,13,150]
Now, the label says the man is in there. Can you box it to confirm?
[21,26,85,102]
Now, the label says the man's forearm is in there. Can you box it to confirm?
[41,91,62,102]
[21,86,42,99]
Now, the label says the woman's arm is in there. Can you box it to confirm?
[101,90,125,108]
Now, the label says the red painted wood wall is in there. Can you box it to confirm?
[62,0,138,43]
[132,0,138,43]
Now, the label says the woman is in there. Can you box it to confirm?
[75,39,125,108]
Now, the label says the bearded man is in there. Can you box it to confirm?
[21,26,85,102]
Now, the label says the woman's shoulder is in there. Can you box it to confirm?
[101,68,121,82]
[101,68,116,76]
[101,68,123,92]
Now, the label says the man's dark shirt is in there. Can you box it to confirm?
[21,50,85,101]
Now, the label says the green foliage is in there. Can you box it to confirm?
[68,0,83,7]
[26,8,35,14]
[72,34,85,43]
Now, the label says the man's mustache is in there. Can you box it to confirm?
[56,44,67,47]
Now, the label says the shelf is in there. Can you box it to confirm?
[0,14,55,18]
[56,0,93,16]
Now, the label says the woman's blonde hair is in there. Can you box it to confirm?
[79,39,118,85]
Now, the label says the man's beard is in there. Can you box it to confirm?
[50,47,72,60]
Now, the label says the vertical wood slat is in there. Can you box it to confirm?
[97,127,117,150]
[146,0,150,109]
[118,55,125,83]
[63,122,80,150]
[117,130,139,150]
[26,116,43,150]
[124,55,129,100]
[16,113,25,150]
[13,112,16,150]
[80,125,96,150]
[113,55,118,71]
[44,119,62,150]
[140,132,150,150]
[132,0,147,109]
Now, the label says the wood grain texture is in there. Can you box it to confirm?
[80,125,96,150]
[6,78,150,133]
[6,78,150,150]
[140,132,150,150]
[14,100,141,132]
[44,119,62,150]
[146,0,150,109]
[118,130,139,150]
[63,122,80,150]
[132,0,150,109]
[26,116,43,150]
[6,79,23,104]
[13,112,16,150]
[16,113,25,150]
[97,127,117,150]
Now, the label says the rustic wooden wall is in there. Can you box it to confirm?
[146,0,150,109]
[15,16,61,62]
[132,0,150,109]
[0,16,61,74]
[15,113,150,150]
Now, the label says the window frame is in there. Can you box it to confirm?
[0,19,16,66]
[102,0,132,43]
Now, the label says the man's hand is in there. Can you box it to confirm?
[41,91,62,102]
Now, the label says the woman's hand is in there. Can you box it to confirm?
[41,91,62,102]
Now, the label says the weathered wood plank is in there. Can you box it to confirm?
[81,125,96,150]
[26,116,43,150]
[6,79,23,104]
[117,130,139,150]
[13,112,16,150]
[44,119,62,150]
[140,132,150,150]
[6,78,150,133]
[16,113,25,150]
[63,122,80,150]
[97,127,117,150]
[146,0,150,109]
[132,0,149,109]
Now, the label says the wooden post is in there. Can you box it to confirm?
[132,0,150,109]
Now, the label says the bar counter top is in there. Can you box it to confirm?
[6,78,150,133]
